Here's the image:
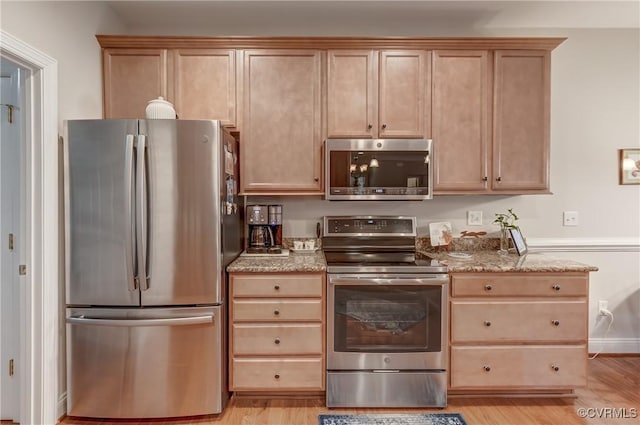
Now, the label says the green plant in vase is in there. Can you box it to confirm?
[493,208,519,255]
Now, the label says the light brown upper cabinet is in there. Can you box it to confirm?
[241,50,323,194]
[327,50,429,139]
[433,49,551,194]
[173,49,236,126]
[103,48,169,119]
[432,50,491,193]
[492,50,550,192]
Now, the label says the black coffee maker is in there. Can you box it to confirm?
[247,205,282,254]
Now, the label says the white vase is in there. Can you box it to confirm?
[145,96,176,119]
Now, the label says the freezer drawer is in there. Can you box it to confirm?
[66,306,227,418]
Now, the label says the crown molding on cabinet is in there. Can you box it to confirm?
[96,35,566,51]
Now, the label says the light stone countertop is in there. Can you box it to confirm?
[227,250,326,273]
[422,250,599,273]
[227,249,598,274]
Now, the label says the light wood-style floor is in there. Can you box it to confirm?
[10,356,639,425]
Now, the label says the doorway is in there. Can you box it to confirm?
[0,30,59,425]
[0,57,23,424]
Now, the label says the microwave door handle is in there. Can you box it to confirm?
[135,135,149,291]
[124,134,137,291]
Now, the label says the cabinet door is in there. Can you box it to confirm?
[432,50,490,192]
[103,49,168,119]
[242,50,323,193]
[493,50,550,192]
[327,50,377,138]
[379,50,428,138]
[173,49,236,126]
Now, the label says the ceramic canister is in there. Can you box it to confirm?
[145,96,176,119]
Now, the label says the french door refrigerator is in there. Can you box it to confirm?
[64,119,242,418]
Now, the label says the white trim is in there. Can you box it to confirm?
[57,392,67,421]
[589,338,640,354]
[0,30,58,425]
[527,237,640,252]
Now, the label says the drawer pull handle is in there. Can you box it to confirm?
[551,365,559,372]
[382,124,387,129]
[483,365,491,372]
[552,320,560,326]
[274,338,281,345]
[552,284,561,291]
[484,284,493,291]
[274,285,280,290]
[274,309,280,316]
[484,321,491,327]
[274,374,280,379]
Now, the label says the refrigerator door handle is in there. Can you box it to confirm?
[66,315,214,327]
[135,134,149,291]
[124,134,137,291]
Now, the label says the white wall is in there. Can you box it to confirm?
[0,1,638,418]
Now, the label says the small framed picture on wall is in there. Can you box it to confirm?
[619,148,640,185]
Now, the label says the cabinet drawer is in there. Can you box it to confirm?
[232,274,323,297]
[233,323,322,355]
[451,273,588,297]
[451,300,587,343]
[450,345,587,388]
[231,357,324,390]
[232,299,322,321]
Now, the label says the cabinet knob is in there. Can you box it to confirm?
[381,124,387,129]
[484,321,492,327]
[483,365,491,372]
[552,284,561,291]
[484,284,493,291]
[368,124,373,129]
[482,176,488,182]
[551,364,559,372]
[496,176,502,182]
[274,374,280,379]
[314,177,319,182]
[552,320,560,327]
[274,309,280,316]
[274,338,281,344]
[274,285,280,290]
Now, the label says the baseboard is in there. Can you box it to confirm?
[589,338,640,354]
[527,237,640,252]
[57,392,66,423]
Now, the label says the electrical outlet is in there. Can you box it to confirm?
[467,211,483,226]
[563,211,579,226]
[598,300,608,315]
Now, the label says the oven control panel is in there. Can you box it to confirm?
[324,216,416,236]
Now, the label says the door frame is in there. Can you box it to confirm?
[0,30,59,425]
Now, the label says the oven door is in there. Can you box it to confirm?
[327,273,448,371]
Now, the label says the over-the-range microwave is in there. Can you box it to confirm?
[325,139,433,201]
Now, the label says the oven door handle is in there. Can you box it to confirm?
[329,275,449,286]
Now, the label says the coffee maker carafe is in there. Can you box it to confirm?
[247,205,282,254]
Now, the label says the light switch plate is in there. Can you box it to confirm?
[467,211,483,226]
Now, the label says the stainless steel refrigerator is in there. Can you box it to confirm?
[64,119,242,418]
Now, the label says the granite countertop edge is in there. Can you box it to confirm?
[227,250,598,273]
[227,251,327,273]
[423,250,599,273]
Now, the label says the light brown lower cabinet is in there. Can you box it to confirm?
[229,273,325,393]
[449,272,589,394]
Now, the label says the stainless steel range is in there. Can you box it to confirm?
[323,216,449,408]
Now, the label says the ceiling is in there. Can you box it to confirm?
[103,1,640,36]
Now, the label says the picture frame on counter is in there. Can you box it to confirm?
[619,148,640,185]
[509,228,528,256]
